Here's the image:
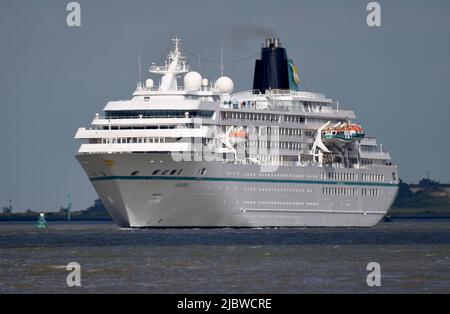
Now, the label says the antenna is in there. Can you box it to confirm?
[8,200,12,220]
[220,45,224,76]
[67,193,72,222]
[138,52,142,83]
[173,37,181,53]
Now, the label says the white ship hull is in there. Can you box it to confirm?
[77,153,399,228]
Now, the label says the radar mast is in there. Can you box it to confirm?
[149,38,189,91]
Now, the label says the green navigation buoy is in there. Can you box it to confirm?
[36,212,48,229]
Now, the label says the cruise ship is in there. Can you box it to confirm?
[75,38,399,228]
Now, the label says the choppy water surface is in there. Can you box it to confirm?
[0,220,449,293]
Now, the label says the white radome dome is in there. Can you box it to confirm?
[145,79,154,89]
[184,71,202,91]
[215,76,234,94]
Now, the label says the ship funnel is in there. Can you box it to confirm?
[253,38,290,93]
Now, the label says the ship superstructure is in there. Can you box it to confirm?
[75,38,399,228]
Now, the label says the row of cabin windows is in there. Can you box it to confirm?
[278,128,302,136]
[221,112,307,123]
[259,128,314,137]
[151,168,207,176]
[360,146,379,153]
[223,100,327,110]
[361,159,374,166]
[322,172,384,182]
[152,169,183,176]
[245,141,313,151]
[104,125,175,130]
[105,110,214,119]
[327,172,358,181]
[361,189,380,196]
[361,174,384,182]
[322,187,380,196]
[222,100,320,110]
[101,138,167,144]
[261,127,304,136]
[232,171,319,180]
[220,126,316,138]
[322,187,358,196]
[246,200,318,206]
[247,141,303,150]
[280,142,301,150]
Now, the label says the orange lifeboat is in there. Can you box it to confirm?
[229,129,248,145]
[321,123,365,143]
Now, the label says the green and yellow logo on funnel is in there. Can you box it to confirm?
[288,59,300,91]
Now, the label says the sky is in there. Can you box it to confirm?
[1,0,450,212]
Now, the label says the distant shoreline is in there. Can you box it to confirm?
[386,215,450,220]
[0,216,112,222]
[1,215,450,223]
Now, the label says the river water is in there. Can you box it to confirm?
[0,220,449,293]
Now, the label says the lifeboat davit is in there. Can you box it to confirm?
[321,123,365,144]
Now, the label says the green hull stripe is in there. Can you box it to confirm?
[90,175,398,187]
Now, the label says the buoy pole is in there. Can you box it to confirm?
[67,193,72,222]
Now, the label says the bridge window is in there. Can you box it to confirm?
[105,110,214,119]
